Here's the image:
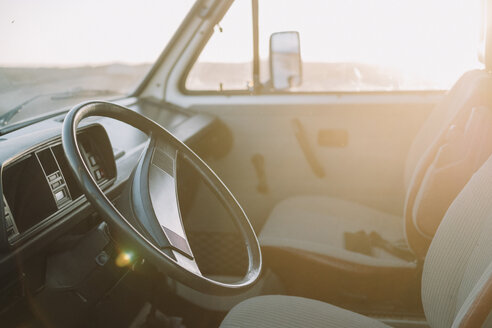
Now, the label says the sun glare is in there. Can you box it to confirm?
[257,0,483,89]
[0,0,484,89]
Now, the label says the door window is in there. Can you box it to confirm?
[185,0,483,93]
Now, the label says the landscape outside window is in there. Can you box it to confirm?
[1,0,484,124]
[0,0,194,127]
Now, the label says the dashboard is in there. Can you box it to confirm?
[0,97,230,268]
[1,124,116,246]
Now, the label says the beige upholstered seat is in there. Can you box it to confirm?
[261,196,411,268]
[220,295,390,328]
[221,150,492,327]
[260,70,492,268]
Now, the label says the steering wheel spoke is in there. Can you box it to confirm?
[131,137,195,259]
[173,251,202,276]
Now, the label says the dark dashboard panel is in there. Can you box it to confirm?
[0,97,231,275]
[3,153,56,234]
[1,124,116,248]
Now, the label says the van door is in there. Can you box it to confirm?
[146,0,482,231]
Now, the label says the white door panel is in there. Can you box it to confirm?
[189,102,435,230]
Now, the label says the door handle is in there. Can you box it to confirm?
[251,154,269,194]
[292,118,325,178]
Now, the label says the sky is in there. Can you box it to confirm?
[0,0,484,83]
[0,0,195,66]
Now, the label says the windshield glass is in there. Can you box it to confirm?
[0,0,195,128]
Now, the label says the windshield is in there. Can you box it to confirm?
[0,0,195,128]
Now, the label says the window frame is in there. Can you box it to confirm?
[179,27,256,96]
[179,0,256,96]
[179,0,458,97]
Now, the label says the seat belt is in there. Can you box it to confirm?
[344,230,415,262]
[368,231,416,262]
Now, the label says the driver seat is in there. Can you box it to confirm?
[220,146,492,327]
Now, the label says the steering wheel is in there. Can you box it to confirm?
[62,101,262,294]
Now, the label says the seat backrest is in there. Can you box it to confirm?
[413,106,492,238]
[403,70,492,258]
[404,71,486,189]
[422,153,492,327]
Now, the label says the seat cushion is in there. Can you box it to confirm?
[260,196,413,268]
[220,295,390,328]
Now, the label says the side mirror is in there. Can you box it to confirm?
[269,31,302,90]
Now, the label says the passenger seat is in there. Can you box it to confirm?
[260,69,492,281]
